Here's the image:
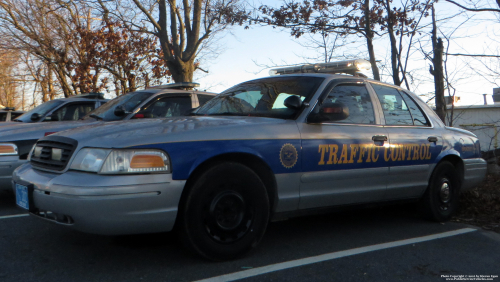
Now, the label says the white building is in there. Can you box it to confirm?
[448,104,500,152]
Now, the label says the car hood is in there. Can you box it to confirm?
[0,121,18,127]
[0,119,99,142]
[51,116,300,148]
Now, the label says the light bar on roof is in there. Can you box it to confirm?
[147,82,200,90]
[269,59,371,76]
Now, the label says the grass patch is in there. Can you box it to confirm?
[453,173,500,233]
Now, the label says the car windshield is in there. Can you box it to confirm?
[196,76,324,119]
[82,91,155,121]
[14,100,64,122]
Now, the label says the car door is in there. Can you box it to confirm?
[369,83,443,199]
[298,81,390,209]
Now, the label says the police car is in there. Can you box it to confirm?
[0,107,25,122]
[0,86,215,191]
[12,60,487,261]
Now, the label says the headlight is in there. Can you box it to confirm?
[70,148,111,172]
[100,150,170,174]
[0,143,18,156]
[69,148,170,174]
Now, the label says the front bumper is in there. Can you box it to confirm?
[0,156,27,190]
[12,163,186,235]
[462,158,487,191]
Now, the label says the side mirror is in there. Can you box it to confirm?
[30,113,40,121]
[284,95,302,110]
[308,102,349,123]
[114,105,126,117]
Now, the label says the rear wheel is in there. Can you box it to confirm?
[420,161,460,222]
[179,162,270,261]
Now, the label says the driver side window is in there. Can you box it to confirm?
[319,84,375,124]
[137,96,192,118]
[45,102,95,121]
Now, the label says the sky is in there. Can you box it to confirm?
[194,0,500,106]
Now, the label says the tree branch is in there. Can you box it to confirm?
[444,0,500,12]
[445,53,500,58]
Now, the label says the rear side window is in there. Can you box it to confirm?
[197,94,214,106]
[371,84,413,126]
[321,84,375,124]
[401,93,430,126]
[0,113,7,121]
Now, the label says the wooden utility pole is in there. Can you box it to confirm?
[429,5,446,123]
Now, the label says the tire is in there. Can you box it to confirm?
[179,162,270,261]
[420,161,460,222]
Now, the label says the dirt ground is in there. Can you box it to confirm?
[453,173,500,233]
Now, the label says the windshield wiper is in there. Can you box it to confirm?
[88,114,104,121]
[14,119,23,122]
[204,112,248,116]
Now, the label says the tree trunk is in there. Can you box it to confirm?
[430,6,446,123]
[54,65,74,97]
[364,0,381,81]
[385,0,401,85]
[166,58,195,83]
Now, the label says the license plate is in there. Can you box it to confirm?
[15,183,29,210]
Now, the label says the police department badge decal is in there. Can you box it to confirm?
[280,143,298,169]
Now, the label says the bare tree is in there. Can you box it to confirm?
[0,49,23,107]
[0,0,86,97]
[256,0,382,80]
[428,5,446,122]
[97,0,248,83]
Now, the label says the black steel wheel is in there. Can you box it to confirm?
[179,162,270,261]
[420,161,460,222]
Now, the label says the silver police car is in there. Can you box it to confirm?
[1,86,215,191]
[12,60,487,261]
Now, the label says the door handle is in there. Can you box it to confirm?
[427,136,438,143]
[372,135,388,142]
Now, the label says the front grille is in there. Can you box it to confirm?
[30,136,78,172]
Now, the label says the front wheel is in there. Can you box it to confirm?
[179,162,270,261]
[420,161,460,222]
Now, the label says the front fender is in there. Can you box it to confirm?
[435,149,461,164]
[133,139,302,180]
[187,146,267,178]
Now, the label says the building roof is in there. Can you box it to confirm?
[445,104,500,110]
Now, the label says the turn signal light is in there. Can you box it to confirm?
[0,144,17,155]
[130,155,165,168]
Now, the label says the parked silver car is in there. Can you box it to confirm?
[1,85,215,190]
[0,93,107,126]
[13,60,486,261]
